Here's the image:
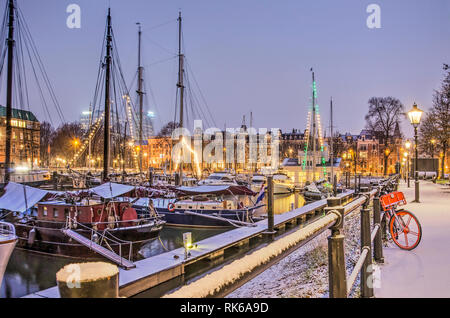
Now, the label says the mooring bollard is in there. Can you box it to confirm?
[56,262,119,298]
[360,195,374,298]
[325,197,347,298]
[373,191,384,263]
[266,175,275,240]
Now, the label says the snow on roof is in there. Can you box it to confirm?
[89,182,135,199]
[176,185,256,196]
[0,182,48,212]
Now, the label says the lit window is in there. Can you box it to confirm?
[43,207,48,216]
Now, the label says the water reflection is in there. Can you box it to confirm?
[1,192,304,298]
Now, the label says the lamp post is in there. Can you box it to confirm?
[405,140,411,187]
[384,148,391,176]
[407,102,424,203]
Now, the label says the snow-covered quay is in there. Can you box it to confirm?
[374,180,450,298]
[229,180,450,298]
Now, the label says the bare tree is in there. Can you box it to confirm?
[421,66,450,178]
[51,122,83,162]
[39,121,54,167]
[158,121,180,137]
[365,97,404,175]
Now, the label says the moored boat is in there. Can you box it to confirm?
[0,221,17,288]
[134,184,263,228]
[0,182,165,263]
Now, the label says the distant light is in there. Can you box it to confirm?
[147,111,155,118]
[82,111,91,115]
[15,166,29,172]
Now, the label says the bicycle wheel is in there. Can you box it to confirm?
[389,209,422,250]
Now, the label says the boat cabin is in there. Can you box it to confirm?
[36,198,139,230]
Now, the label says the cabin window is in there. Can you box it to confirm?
[188,206,193,209]
[64,208,69,219]
[97,209,102,215]
[53,208,59,218]
[43,207,48,216]
[176,205,181,209]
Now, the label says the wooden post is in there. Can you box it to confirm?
[325,197,347,298]
[333,174,337,197]
[56,262,119,298]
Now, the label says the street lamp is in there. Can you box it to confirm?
[72,138,80,168]
[407,102,424,203]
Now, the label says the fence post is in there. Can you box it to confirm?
[360,193,374,298]
[326,197,347,298]
[373,190,384,263]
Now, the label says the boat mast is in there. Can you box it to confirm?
[137,23,143,173]
[103,8,112,182]
[330,97,334,184]
[311,69,316,182]
[88,103,92,170]
[4,0,15,183]
[177,11,184,185]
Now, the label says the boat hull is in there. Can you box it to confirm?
[13,220,164,260]
[273,183,293,195]
[150,208,255,228]
[0,238,17,287]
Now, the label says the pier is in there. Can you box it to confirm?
[24,190,356,298]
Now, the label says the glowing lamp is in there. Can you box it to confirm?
[407,102,423,128]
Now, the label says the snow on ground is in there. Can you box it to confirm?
[375,180,450,298]
[228,206,364,298]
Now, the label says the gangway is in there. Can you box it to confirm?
[62,229,136,270]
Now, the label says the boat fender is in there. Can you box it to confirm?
[168,202,176,212]
[28,227,36,245]
[107,215,115,229]
[92,233,99,243]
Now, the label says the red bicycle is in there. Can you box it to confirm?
[380,191,422,250]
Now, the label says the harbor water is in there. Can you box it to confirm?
[0,192,305,298]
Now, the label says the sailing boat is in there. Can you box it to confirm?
[0,8,165,266]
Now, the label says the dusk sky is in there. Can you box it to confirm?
[4,0,450,139]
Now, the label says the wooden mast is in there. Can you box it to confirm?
[137,23,143,173]
[330,97,334,183]
[103,8,112,182]
[177,11,184,185]
[311,69,316,182]
[4,0,15,183]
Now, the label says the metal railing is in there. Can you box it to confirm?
[0,221,16,239]
[327,175,399,298]
[64,216,134,262]
[161,175,399,298]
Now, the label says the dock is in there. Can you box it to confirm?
[24,190,355,298]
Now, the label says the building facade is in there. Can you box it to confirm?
[0,106,40,168]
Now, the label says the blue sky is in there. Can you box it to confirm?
[3,0,450,139]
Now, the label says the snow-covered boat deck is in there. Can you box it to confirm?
[24,190,355,298]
